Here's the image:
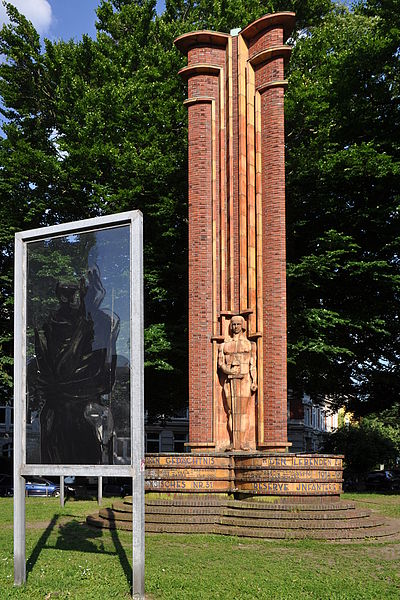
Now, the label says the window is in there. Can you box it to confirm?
[146,432,160,453]
[172,407,189,420]
[0,407,5,425]
[312,407,317,429]
[173,432,188,453]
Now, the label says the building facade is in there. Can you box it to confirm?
[287,394,339,453]
[1,400,339,458]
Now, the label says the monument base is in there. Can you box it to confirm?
[87,452,400,540]
[145,452,343,499]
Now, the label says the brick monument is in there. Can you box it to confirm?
[141,12,343,500]
[89,15,386,534]
[175,12,294,453]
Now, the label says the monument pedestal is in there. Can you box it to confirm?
[87,452,400,540]
[87,451,400,540]
[145,452,343,500]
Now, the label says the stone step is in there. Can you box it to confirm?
[225,500,357,512]
[141,497,358,512]
[221,507,371,520]
[124,496,359,513]
[145,522,216,534]
[126,496,225,507]
[142,503,371,521]
[87,512,400,540]
[146,513,217,524]
[218,516,386,530]
[87,497,400,542]
[86,514,129,530]
[101,508,219,525]
[217,523,400,540]
[99,508,132,522]
[112,501,135,513]
[144,504,223,516]
[100,510,384,530]
[96,509,384,529]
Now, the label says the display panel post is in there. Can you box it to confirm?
[131,214,144,598]
[13,211,144,594]
[14,233,26,586]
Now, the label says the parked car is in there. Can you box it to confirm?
[365,470,400,492]
[25,477,60,497]
[0,473,13,497]
[62,476,97,499]
[63,476,78,497]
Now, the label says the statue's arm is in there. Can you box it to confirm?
[218,343,231,375]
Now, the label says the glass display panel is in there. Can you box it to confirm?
[26,225,131,465]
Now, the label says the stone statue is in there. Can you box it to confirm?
[218,315,257,450]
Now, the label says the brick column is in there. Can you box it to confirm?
[175,32,229,450]
[243,13,294,450]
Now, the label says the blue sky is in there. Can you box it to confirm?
[0,1,166,41]
[46,0,100,40]
[0,1,353,41]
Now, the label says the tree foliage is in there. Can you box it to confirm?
[0,0,399,418]
[323,404,400,472]
[323,421,398,473]
[0,0,190,414]
[286,0,400,414]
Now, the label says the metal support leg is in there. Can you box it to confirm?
[60,475,65,507]
[98,476,102,506]
[14,474,26,585]
[132,473,145,599]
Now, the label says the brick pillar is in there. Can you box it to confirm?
[242,14,294,450]
[186,97,213,446]
[175,32,229,450]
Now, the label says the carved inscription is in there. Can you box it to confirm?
[145,479,230,491]
[236,456,342,469]
[235,469,342,482]
[146,468,231,480]
[146,455,230,468]
[143,454,344,496]
[239,481,342,494]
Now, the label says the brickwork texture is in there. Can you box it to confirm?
[175,13,296,452]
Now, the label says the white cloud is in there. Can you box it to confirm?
[0,0,53,34]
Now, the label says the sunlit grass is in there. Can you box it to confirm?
[0,494,398,599]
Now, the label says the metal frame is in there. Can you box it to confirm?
[14,211,144,598]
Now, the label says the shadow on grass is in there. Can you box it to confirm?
[55,520,108,554]
[26,517,107,581]
[26,513,132,591]
[26,514,58,579]
[110,526,132,593]
[56,520,132,591]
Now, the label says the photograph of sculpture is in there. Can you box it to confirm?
[25,225,131,465]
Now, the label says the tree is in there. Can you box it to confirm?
[0,0,335,415]
[323,404,400,472]
[285,1,400,415]
[322,421,398,473]
[0,0,399,420]
[0,1,190,415]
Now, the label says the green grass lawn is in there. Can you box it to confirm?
[0,494,399,599]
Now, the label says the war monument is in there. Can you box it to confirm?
[87,13,399,540]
